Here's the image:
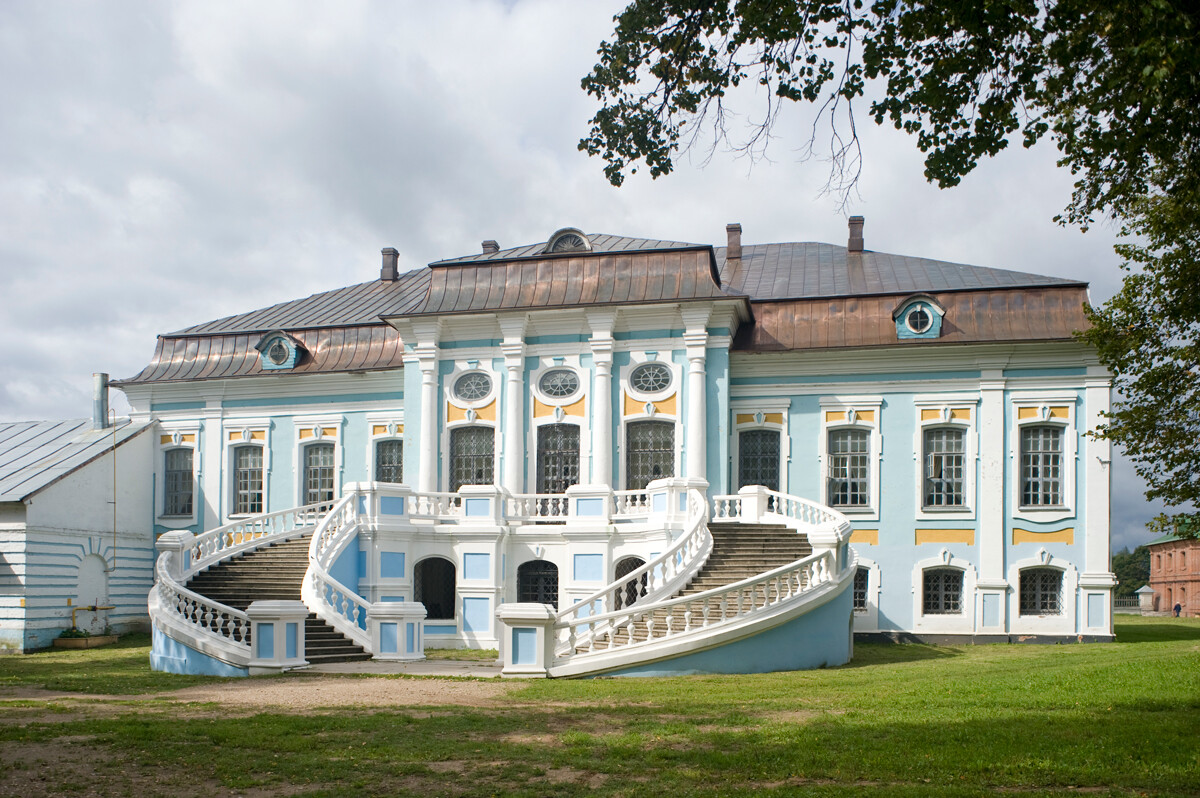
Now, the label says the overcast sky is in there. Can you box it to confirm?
[0,1,1165,549]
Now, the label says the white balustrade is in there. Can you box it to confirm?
[303,489,373,649]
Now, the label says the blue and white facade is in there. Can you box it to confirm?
[125,221,1115,675]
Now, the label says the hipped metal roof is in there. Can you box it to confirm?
[117,231,1090,386]
[0,419,151,503]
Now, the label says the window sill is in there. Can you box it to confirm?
[1013,506,1075,524]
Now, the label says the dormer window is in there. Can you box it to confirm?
[254,330,304,370]
[892,295,946,340]
[544,227,592,254]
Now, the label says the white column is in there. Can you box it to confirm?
[681,308,711,483]
[977,369,1007,584]
[502,345,525,493]
[1083,367,1113,578]
[417,352,438,493]
[592,348,613,486]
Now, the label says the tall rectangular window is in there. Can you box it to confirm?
[923,568,963,615]
[304,443,335,505]
[1021,426,1062,506]
[449,426,495,491]
[828,429,869,507]
[923,428,965,507]
[233,445,263,515]
[625,420,674,491]
[375,439,403,484]
[163,449,193,516]
[738,429,781,491]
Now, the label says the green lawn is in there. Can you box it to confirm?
[1,617,1197,797]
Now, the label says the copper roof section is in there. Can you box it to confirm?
[432,233,701,265]
[734,286,1091,351]
[116,325,405,386]
[400,247,732,317]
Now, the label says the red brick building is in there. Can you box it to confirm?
[1147,534,1200,616]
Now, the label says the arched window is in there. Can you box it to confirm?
[232,445,263,515]
[923,568,963,615]
[414,557,456,620]
[614,557,647,610]
[449,427,495,491]
[1019,568,1063,616]
[517,560,559,609]
[626,420,674,490]
[304,443,335,505]
[738,429,781,491]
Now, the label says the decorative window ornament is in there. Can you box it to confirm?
[848,408,858,425]
[240,428,251,442]
[387,421,398,437]
[940,406,951,423]
[631,362,671,394]
[254,330,303,370]
[312,426,324,440]
[1038,547,1051,566]
[465,408,478,423]
[940,548,952,566]
[539,368,580,398]
[544,227,592,254]
[644,402,656,417]
[171,431,182,446]
[1039,405,1050,421]
[453,372,492,401]
[892,295,946,340]
[754,411,765,425]
[267,340,289,365]
[554,406,565,422]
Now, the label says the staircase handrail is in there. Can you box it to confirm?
[151,549,251,666]
[187,500,333,578]
[711,488,850,530]
[553,488,713,653]
[554,542,853,672]
[302,489,372,650]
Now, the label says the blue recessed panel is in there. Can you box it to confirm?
[574,554,604,582]
[380,551,406,579]
[357,496,366,515]
[652,493,666,512]
[380,622,398,654]
[1088,594,1104,627]
[981,593,999,627]
[257,623,274,659]
[462,597,490,633]
[464,497,491,517]
[463,553,490,581]
[406,622,416,653]
[513,627,537,665]
[380,595,404,602]
[380,496,406,515]
[576,497,604,517]
[425,624,457,635]
[285,622,297,660]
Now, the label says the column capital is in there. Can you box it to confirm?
[585,308,618,338]
[679,304,713,332]
[497,313,529,343]
[500,341,526,364]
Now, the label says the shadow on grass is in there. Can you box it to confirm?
[837,641,961,669]
[1115,621,1200,643]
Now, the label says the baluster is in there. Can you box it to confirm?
[701,600,710,626]
[684,607,693,630]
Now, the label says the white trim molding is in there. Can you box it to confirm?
[912,396,980,522]
[1010,392,1078,524]
[912,549,978,635]
[818,396,883,521]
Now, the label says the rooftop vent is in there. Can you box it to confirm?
[92,373,109,430]
[726,223,742,261]
[482,240,499,255]
[544,227,591,254]
[848,216,864,253]
[380,247,399,281]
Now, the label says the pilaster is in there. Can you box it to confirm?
[587,310,617,487]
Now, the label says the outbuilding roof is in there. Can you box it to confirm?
[0,419,152,503]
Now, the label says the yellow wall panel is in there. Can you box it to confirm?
[1013,527,1074,544]
[915,528,976,545]
[851,529,878,545]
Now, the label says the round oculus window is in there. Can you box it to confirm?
[267,340,290,365]
[630,363,671,394]
[453,372,492,401]
[905,306,933,334]
[539,369,579,398]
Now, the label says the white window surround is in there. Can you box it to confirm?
[731,398,790,494]
[220,417,272,519]
[851,555,881,633]
[365,412,405,484]
[155,421,201,528]
[527,360,591,495]
[447,364,500,410]
[1007,550,1078,636]
[913,398,980,522]
[912,550,978,635]
[617,354,682,491]
[443,363,500,491]
[293,415,345,506]
[1010,393,1077,524]
[818,396,883,521]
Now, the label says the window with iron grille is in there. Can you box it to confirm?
[614,557,647,610]
[923,568,963,614]
[1021,426,1063,506]
[1019,568,1063,615]
[923,428,965,507]
[853,567,869,612]
[414,557,456,620]
[625,420,675,490]
[536,424,580,496]
[233,445,263,515]
[450,426,494,491]
[304,443,335,505]
[163,448,193,516]
[375,439,403,484]
[517,560,559,608]
[828,429,869,507]
[738,429,781,491]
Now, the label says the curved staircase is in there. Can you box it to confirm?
[185,535,370,664]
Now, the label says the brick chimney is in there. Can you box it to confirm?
[726,223,742,261]
[482,240,499,255]
[380,247,399,281]
[848,216,864,253]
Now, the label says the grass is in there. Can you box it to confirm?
[1,617,1197,796]
[425,647,500,661]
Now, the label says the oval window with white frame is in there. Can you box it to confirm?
[453,372,492,402]
[630,362,672,395]
[905,306,933,334]
[267,339,290,365]
[538,368,579,399]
